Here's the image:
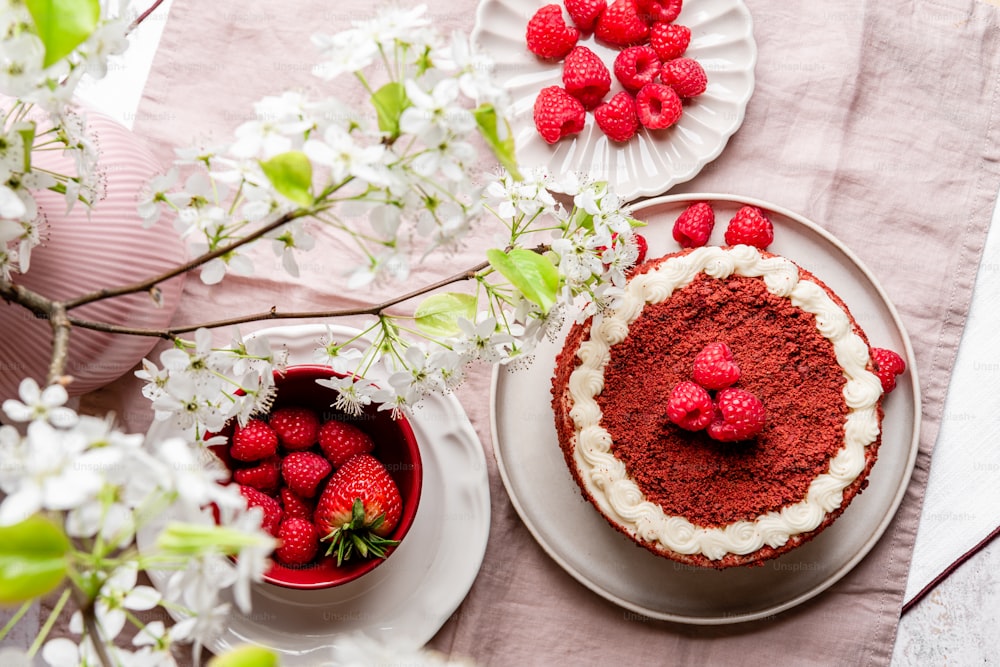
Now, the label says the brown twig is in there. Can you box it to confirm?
[62,210,305,311]
[47,303,72,386]
[128,0,167,33]
[65,260,492,338]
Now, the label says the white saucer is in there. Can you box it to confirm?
[137,324,491,661]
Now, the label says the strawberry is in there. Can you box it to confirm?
[280,487,315,521]
[233,455,281,493]
[275,517,320,566]
[239,485,283,536]
[613,45,661,93]
[230,419,279,462]
[660,57,707,98]
[268,406,319,450]
[672,201,715,247]
[595,0,649,47]
[649,22,691,61]
[562,46,612,110]
[314,454,403,565]
[281,451,332,498]
[707,388,766,442]
[318,419,374,468]
[594,91,640,142]
[635,82,682,129]
[692,342,741,390]
[565,0,607,32]
[533,85,586,144]
[872,348,906,393]
[635,0,682,24]
[666,381,714,431]
[724,205,774,249]
[526,4,580,59]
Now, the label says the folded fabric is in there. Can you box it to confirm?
[113,0,1000,665]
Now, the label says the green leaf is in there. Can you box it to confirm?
[259,151,314,206]
[371,81,409,138]
[486,248,559,313]
[473,104,521,180]
[25,0,101,68]
[413,292,477,337]
[207,644,280,667]
[0,516,70,605]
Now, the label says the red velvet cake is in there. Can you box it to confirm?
[550,244,886,568]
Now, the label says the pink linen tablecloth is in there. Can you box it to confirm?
[79,0,1000,664]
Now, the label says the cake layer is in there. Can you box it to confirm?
[551,245,884,568]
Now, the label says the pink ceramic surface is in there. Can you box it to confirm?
[214,365,423,590]
[0,108,185,400]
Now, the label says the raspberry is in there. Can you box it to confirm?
[281,451,333,498]
[565,0,607,32]
[707,388,766,442]
[526,4,580,59]
[660,57,707,98]
[230,419,279,462]
[672,201,715,247]
[533,86,586,144]
[562,46,612,110]
[872,348,906,393]
[594,91,640,142]
[613,45,661,93]
[275,517,320,566]
[268,406,320,450]
[595,0,650,47]
[649,22,691,61]
[634,233,648,264]
[724,205,774,249]
[239,485,283,536]
[666,381,714,431]
[233,456,281,493]
[692,342,741,390]
[280,487,315,521]
[318,419,375,468]
[635,82,682,130]
[635,0,683,24]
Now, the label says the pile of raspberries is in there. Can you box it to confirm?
[527,0,707,143]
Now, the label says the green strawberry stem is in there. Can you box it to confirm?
[323,498,400,566]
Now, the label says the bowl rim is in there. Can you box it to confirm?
[223,364,424,590]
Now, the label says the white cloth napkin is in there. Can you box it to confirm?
[903,196,1000,604]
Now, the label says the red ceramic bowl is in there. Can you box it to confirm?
[213,365,423,589]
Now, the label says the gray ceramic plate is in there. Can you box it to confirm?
[489,194,920,624]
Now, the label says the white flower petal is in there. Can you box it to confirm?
[124,585,162,611]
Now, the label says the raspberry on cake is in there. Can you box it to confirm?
[550,241,887,568]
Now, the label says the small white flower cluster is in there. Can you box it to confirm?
[0,0,130,279]
[0,377,277,665]
[136,327,288,435]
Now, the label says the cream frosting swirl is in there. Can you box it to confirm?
[563,245,883,561]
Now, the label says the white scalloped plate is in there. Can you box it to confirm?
[471,0,756,200]
[137,324,491,662]
[490,194,920,624]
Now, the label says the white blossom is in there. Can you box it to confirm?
[2,377,78,427]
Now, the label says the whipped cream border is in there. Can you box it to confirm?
[565,245,883,561]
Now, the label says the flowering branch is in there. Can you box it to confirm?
[62,209,309,311]
[0,4,647,667]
